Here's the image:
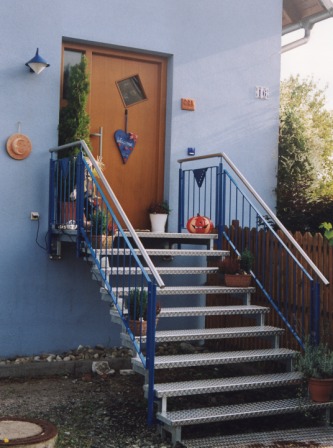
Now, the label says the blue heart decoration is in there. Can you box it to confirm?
[114,130,138,164]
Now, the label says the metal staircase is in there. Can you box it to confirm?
[48,142,333,447]
[90,231,332,446]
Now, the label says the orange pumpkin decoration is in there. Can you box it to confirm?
[186,214,213,234]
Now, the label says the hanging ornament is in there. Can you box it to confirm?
[114,109,138,164]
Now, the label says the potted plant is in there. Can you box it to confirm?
[90,210,113,248]
[126,289,161,336]
[295,340,333,402]
[148,201,171,233]
[218,249,254,287]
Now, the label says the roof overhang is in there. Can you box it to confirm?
[282,0,333,52]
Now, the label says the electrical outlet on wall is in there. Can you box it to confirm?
[30,212,39,220]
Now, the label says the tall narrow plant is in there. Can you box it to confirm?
[58,55,92,157]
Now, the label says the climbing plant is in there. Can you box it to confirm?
[58,55,92,156]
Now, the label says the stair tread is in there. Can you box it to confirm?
[125,231,218,240]
[159,305,269,317]
[182,426,333,448]
[148,372,302,397]
[92,266,220,275]
[156,285,256,295]
[106,286,256,296]
[132,348,297,369]
[94,248,228,257]
[157,398,333,426]
[145,326,284,343]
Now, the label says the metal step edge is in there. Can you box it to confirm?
[111,305,269,319]
[138,326,284,343]
[92,266,220,276]
[156,398,333,426]
[123,231,219,240]
[144,372,303,398]
[132,348,297,369]
[91,248,228,257]
[182,426,333,448]
[101,286,256,297]
[159,305,269,317]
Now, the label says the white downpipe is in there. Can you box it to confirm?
[282,9,333,53]
[281,26,311,54]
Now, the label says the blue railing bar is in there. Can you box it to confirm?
[146,282,157,425]
[82,142,165,288]
[224,170,314,283]
[82,159,151,285]
[179,153,329,286]
[222,228,304,347]
[50,141,165,289]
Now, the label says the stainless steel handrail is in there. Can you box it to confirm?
[50,140,165,288]
[178,152,329,286]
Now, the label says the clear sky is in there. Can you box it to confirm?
[281,18,333,110]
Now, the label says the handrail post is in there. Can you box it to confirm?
[178,164,185,233]
[48,158,56,255]
[146,282,157,425]
[76,151,85,257]
[310,281,321,346]
[217,159,224,250]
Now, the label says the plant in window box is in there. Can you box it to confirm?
[218,249,254,287]
[148,201,171,233]
[295,339,333,403]
[90,210,114,249]
[126,288,161,336]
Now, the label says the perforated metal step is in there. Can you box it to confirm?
[146,372,302,399]
[182,426,333,448]
[138,326,284,343]
[132,348,297,370]
[157,398,333,426]
[94,248,228,257]
[159,305,269,318]
[103,285,256,299]
[92,266,220,277]
[125,231,218,240]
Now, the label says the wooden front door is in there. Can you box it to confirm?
[61,43,167,229]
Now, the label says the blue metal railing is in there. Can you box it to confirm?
[178,153,329,348]
[49,141,164,424]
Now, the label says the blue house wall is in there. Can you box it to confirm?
[0,0,282,357]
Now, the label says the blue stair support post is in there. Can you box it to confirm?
[48,154,56,255]
[310,281,321,345]
[146,282,157,426]
[216,158,224,250]
[75,151,85,257]
[178,164,185,234]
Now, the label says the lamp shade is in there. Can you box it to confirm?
[25,48,50,74]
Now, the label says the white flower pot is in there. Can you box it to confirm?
[149,213,168,233]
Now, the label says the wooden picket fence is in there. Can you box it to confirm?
[207,228,333,350]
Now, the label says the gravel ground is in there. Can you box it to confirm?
[0,371,173,448]
[0,345,332,448]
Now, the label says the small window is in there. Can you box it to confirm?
[62,49,84,100]
[116,74,147,107]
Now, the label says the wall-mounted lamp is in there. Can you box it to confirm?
[25,48,50,74]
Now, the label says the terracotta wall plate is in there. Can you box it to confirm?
[6,133,32,160]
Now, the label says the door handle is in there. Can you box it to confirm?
[90,126,103,158]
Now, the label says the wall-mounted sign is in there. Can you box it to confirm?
[114,130,138,164]
[116,74,147,107]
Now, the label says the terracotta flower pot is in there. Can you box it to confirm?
[308,377,333,402]
[128,318,159,336]
[224,274,252,287]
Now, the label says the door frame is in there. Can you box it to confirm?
[60,42,168,206]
